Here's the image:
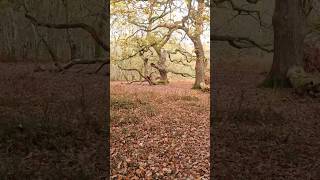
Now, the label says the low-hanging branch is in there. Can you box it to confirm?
[150,62,195,78]
[167,48,196,62]
[213,0,264,26]
[33,25,63,71]
[62,58,107,70]
[25,14,110,62]
[167,49,195,70]
[113,42,155,63]
[168,70,195,78]
[168,55,194,69]
[212,34,274,53]
[117,64,156,85]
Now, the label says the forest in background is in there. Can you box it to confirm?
[0,0,108,63]
[0,0,109,179]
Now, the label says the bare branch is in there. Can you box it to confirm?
[212,34,274,53]
[117,64,156,85]
[25,14,109,58]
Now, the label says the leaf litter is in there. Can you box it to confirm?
[111,81,210,179]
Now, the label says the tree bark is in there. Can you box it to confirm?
[262,0,307,88]
[191,0,206,89]
[156,49,169,84]
[192,36,206,89]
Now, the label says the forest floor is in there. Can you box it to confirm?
[0,62,108,179]
[2,58,320,179]
[110,81,210,179]
[214,57,320,179]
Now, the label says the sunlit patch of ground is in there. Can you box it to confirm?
[110,81,210,179]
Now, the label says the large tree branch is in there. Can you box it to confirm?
[167,48,195,68]
[117,64,156,85]
[212,34,274,53]
[168,70,195,78]
[33,24,62,71]
[62,58,107,70]
[157,28,177,49]
[213,0,267,27]
[114,41,155,63]
[25,14,109,61]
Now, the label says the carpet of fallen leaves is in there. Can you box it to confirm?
[110,81,210,179]
[213,57,320,179]
[0,62,108,179]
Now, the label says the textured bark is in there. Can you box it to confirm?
[191,0,206,89]
[192,36,206,89]
[155,49,169,84]
[263,0,307,88]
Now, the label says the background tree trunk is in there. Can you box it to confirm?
[193,36,206,89]
[263,0,307,88]
[158,50,169,84]
[151,49,169,84]
[192,0,206,89]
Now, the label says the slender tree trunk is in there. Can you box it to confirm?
[193,36,206,89]
[262,0,307,88]
[189,0,206,89]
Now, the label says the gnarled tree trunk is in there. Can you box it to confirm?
[151,49,169,84]
[157,50,169,84]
